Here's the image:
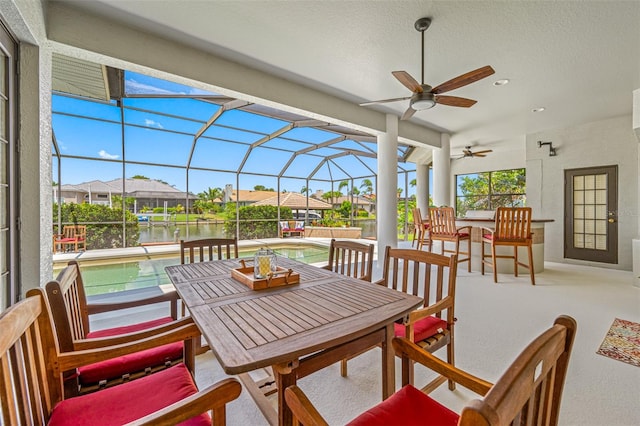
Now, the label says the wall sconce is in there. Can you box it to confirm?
[538,141,557,156]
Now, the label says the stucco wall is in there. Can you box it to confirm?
[526,114,638,270]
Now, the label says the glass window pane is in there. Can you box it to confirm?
[584,175,595,190]
[595,219,607,234]
[584,190,595,204]
[574,219,584,233]
[574,233,584,248]
[573,190,584,204]
[595,235,607,250]
[595,174,607,189]
[595,190,607,204]
[574,176,584,190]
[584,234,595,249]
[574,205,584,219]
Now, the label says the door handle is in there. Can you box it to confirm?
[608,218,615,223]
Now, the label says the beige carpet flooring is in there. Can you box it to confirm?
[193,260,640,426]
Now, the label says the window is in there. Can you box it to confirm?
[456,168,526,217]
[0,20,17,311]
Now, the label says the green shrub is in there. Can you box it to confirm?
[223,204,293,239]
[53,203,139,249]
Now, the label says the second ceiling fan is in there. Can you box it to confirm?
[360,17,495,120]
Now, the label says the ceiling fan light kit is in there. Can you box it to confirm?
[411,92,436,110]
[360,17,495,120]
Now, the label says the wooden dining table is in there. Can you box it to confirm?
[165,256,423,426]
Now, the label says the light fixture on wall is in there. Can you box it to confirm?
[538,140,557,156]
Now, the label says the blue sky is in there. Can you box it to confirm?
[53,71,427,196]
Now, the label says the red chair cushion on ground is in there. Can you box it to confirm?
[394,315,448,342]
[78,316,183,384]
[49,363,210,426]
[347,384,459,426]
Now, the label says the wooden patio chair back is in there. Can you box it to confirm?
[493,206,533,240]
[341,246,458,389]
[323,238,374,282]
[0,292,241,426]
[411,207,430,250]
[429,206,458,236]
[284,315,577,426]
[428,206,472,272]
[481,207,535,284]
[180,237,239,263]
[44,260,185,396]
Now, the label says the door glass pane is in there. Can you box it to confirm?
[595,174,607,189]
[573,176,584,190]
[584,175,595,190]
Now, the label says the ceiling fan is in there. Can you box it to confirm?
[360,17,495,120]
[455,146,493,159]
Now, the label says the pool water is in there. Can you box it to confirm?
[58,245,329,296]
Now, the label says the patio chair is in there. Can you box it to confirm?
[285,315,577,426]
[41,260,191,397]
[0,291,241,426]
[180,237,238,354]
[412,207,430,250]
[341,247,458,391]
[280,220,304,238]
[53,224,86,253]
[481,207,535,285]
[323,238,374,282]
[429,206,472,272]
[180,237,239,263]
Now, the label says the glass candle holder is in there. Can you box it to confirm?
[254,248,276,279]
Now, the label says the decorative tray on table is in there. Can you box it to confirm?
[231,259,300,290]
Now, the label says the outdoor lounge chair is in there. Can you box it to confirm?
[0,291,241,426]
[41,260,191,397]
[285,315,577,426]
[53,224,86,253]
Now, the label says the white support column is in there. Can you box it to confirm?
[632,89,640,286]
[377,114,398,260]
[432,133,451,207]
[416,163,429,213]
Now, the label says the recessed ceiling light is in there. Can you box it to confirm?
[532,107,546,113]
[493,79,510,86]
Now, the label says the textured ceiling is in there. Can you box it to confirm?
[58,0,640,156]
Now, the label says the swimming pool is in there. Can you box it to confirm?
[55,245,329,296]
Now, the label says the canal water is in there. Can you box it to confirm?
[138,220,377,243]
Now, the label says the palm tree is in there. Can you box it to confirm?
[198,187,222,202]
[338,180,349,196]
[360,179,373,196]
[301,186,311,195]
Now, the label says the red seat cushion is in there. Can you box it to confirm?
[457,232,470,238]
[49,363,210,426]
[78,316,183,384]
[347,384,459,426]
[56,237,76,242]
[483,234,493,240]
[394,315,447,342]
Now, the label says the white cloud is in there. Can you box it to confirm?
[98,150,119,160]
[144,119,164,129]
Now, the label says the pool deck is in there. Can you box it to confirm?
[53,237,380,266]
